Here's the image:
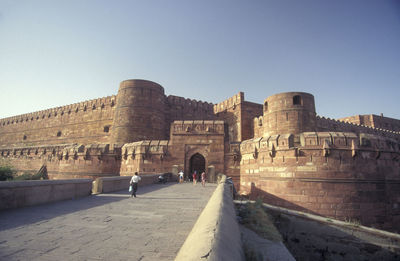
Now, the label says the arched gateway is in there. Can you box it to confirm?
[189,153,205,180]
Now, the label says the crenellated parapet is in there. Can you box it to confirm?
[167,95,213,111]
[213,92,244,114]
[0,143,122,162]
[0,95,116,127]
[171,120,224,136]
[316,115,400,141]
[121,140,170,160]
[240,131,400,163]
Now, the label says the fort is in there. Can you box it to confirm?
[1,79,399,232]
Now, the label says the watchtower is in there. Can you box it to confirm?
[263,92,316,136]
[110,79,166,144]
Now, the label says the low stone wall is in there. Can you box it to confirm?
[92,174,161,194]
[0,179,92,210]
[175,175,244,261]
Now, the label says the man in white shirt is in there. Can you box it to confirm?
[179,170,184,183]
[130,172,141,198]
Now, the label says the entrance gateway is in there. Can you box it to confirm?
[189,153,205,181]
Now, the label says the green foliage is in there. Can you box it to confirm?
[0,161,48,181]
[237,199,283,242]
[0,165,14,181]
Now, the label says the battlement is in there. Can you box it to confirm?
[171,120,225,135]
[0,143,121,160]
[0,95,116,127]
[316,115,400,140]
[213,92,244,114]
[239,131,400,157]
[167,95,213,110]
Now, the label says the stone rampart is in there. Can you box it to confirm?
[339,114,400,132]
[239,132,400,232]
[175,175,244,261]
[0,95,116,147]
[120,140,171,176]
[0,179,92,210]
[317,116,400,141]
[92,174,161,194]
[0,143,122,180]
[213,92,244,114]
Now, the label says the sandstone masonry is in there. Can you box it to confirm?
[1,79,399,232]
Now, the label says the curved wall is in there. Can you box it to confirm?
[111,79,166,144]
[263,92,316,136]
[239,133,400,232]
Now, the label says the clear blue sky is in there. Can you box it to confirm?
[1,0,399,120]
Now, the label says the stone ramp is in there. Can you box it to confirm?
[0,182,217,261]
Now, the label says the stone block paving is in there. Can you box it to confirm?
[0,182,216,261]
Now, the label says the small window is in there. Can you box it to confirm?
[264,101,268,111]
[57,131,62,137]
[103,126,110,133]
[23,135,27,140]
[293,95,302,105]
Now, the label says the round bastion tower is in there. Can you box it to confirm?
[263,92,317,137]
[110,79,166,144]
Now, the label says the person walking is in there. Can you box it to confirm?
[179,170,184,183]
[192,171,197,185]
[201,171,206,187]
[130,172,141,198]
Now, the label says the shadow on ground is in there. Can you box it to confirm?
[0,182,178,231]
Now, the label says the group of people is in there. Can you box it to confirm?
[178,170,206,186]
[129,169,207,198]
[190,170,206,187]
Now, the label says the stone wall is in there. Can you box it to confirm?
[0,96,115,148]
[339,114,400,132]
[0,143,122,180]
[316,116,400,141]
[175,175,244,261]
[92,174,160,194]
[239,132,400,232]
[0,179,92,210]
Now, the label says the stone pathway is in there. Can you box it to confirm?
[0,182,216,261]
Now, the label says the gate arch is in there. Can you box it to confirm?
[189,153,205,180]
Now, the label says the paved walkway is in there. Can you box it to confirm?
[0,182,217,261]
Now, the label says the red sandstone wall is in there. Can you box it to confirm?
[241,101,263,141]
[213,93,245,142]
[119,140,172,176]
[0,96,115,148]
[118,120,226,181]
[338,114,400,132]
[239,132,400,232]
[317,116,400,142]
[0,144,121,180]
[263,92,317,137]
